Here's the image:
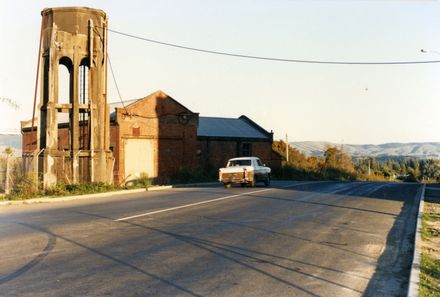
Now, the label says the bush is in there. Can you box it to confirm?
[3,181,122,200]
[320,166,357,181]
[275,164,357,182]
[63,182,119,195]
[5,174,38,200]
[170,167,216,184]
[125,173,153,188]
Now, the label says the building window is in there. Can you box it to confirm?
[79,58,90,150]
[58,57,73,105]
[242,143,252,156]
[79,58,90,104]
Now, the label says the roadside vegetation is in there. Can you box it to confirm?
[170,166,217,184]
[0,164,153,201]
[3,141,440,201]
[3,180,130,201]
[272,140,440,183]
[420,194,440,297]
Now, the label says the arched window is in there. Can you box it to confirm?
[78,58,90,150]
[58,57,73,105]
[79,58,90,104]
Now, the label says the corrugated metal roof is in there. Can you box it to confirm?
[108,98,140,114]
[197,117,269,139]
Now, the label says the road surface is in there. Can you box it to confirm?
[0,181,421,296]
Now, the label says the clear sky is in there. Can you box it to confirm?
[1,0,440,144]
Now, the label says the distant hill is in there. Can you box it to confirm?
[290,141,440,159]
[2,134,440,159]
[0,134,21,156]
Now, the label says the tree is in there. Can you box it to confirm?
[323,145,354,172]
[420,159,440,182]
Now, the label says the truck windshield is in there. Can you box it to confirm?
[228,160,252,166]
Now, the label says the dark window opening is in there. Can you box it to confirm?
[79,58,90,150]
[58,57,73,105]
[40,58,50,149]
[242,143,252,156]
[132,127,140,136]
[79,58,90,104]
[228,159,251,167]
[56,57,73,151]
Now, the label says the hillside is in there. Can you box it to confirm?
[2,134,440,159]
[0,134,21,156]
[290,141,440,159]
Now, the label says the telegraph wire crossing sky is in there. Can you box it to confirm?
[105,28,440,65]
[0,0,440,144]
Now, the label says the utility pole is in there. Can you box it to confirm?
[285,134,289,163]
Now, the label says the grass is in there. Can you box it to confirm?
[420,195,440,297]
[2,182,124,201]
[1,168,218,201]
[422,213,440,240]
[1,177,155,201]
[420,254,440,297]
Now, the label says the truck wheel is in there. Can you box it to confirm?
[224,183,231,188]
[240,183,246,187]
[264,175,271,187]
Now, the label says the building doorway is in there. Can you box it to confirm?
[124,138,155,181]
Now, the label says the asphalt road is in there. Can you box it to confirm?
[0,181,421,297]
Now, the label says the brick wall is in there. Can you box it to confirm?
[114,91,198,184]
[22,91,281,184]
[197,138,282,175]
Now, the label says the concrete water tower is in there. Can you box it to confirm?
[37,7,113,188]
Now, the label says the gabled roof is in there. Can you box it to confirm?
[109,98,140,113]
[109,90,195,120]
[197,116,272,140]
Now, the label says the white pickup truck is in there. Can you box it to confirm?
[219,157,271,188]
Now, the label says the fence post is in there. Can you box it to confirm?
[33,150,39,191]
[5,154,10,195]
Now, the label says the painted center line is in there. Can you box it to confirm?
[114,182,310,221]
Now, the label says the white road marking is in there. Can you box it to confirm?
[115,182,315,221]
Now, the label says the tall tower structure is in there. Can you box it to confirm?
[37,7,113,188]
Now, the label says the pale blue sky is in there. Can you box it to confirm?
[1,0,440,144]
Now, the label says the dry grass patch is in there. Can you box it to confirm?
[420,195,440,297]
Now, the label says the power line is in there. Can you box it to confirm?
[106,28,440,65]
[92,26,130,115]
[106,52,129,115]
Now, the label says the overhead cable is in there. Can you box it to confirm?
[106,28,440,65]
[106,52,129,115]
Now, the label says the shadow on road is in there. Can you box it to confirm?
[362,184,421,297]
[0,181,422,297]
[77,210,361,297]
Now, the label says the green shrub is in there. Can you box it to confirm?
[170,167,216,184]
[63,182,119,195]
[4,181,122,200]
[125,173,153,188]
[44,183,68,196]
[5,174,38,200]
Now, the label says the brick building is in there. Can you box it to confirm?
[197,116,281,174]
[22,91,281,184]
